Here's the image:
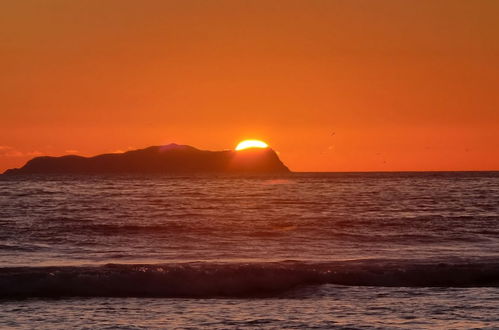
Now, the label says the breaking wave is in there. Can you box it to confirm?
[1,259,498,298]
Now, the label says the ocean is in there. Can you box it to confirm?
[1,172,498,328]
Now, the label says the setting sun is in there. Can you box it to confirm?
[235,140,269,151]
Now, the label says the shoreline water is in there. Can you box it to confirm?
[1,172,498,328]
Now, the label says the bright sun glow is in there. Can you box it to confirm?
[235,139,269,151]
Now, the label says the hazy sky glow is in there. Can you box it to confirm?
[1,0,498,172]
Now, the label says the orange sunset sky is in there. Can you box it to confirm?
[1,0,498,172]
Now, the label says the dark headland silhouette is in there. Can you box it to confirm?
[2,144,290,175]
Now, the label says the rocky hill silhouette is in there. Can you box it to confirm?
[2,144,290,175]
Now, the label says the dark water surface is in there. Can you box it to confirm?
[1,172,498,328]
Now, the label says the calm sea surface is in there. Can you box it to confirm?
[1,172,498,328]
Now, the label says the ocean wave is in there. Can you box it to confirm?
[1,259,498,298]
[0,243,48,252]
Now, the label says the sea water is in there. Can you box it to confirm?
[0,172,498,328]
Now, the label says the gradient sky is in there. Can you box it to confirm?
[1,0,498,172]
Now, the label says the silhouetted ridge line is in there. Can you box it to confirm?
[2,144,290,175]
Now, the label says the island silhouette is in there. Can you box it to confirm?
[2,144,290,175]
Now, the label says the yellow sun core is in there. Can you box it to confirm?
[235,139,269,151]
